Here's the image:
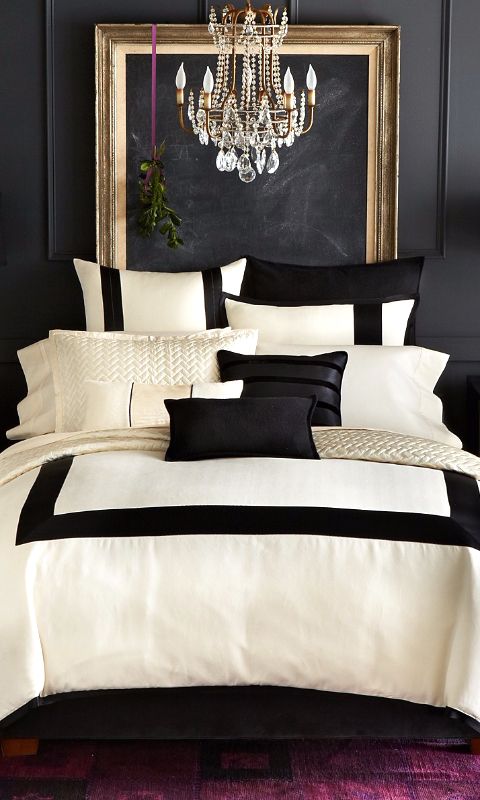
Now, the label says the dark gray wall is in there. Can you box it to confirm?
[0,0,479,449]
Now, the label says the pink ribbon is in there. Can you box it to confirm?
[151,23,157,160]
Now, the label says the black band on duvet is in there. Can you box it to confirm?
[202,268,223,328]
[100,266,124,331]
[444,469,480,543]
[15,458,480,549]
[353,303,383,344]
[17,456,74,544]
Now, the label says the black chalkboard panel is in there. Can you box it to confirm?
[126,53,368,271]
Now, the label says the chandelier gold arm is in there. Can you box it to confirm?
[204,108,211,138]
[176,103,194,134]
[299,89,316,135]
[299,105,315,135]
[205,108,217,140]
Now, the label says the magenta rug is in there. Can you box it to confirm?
[0,739,479,799]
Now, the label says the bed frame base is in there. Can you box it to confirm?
[2,737,480,758]
[1,687,479,744]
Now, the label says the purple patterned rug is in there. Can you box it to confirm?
[0,739,479,799]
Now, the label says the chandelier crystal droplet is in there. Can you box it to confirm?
[175,3,317,182]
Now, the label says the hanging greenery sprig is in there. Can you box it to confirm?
[138,143,183,247]
[137,24,183,248]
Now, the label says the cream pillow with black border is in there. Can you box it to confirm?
[75,258,246,332]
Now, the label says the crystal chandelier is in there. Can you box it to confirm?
[175,3,317,183]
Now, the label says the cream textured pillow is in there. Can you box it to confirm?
[81,380,244,430]
[256,342,461,448]
[6,339,55,440]
[50,328,258,432]
[75,258,246,332]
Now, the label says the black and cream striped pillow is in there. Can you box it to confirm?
[222,293,417,346]
[217,350,348,427]
[74,258,246,332]
[241,255,424,345]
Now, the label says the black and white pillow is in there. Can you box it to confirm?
[74,258,246,333]
[80,379,244,431]
[217,349,348,426]
[222,293,417,346]
[241,255,424,345]
[165,396,319,461]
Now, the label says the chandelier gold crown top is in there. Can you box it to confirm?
[175,2,317,182]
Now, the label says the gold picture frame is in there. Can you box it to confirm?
[96,23,399,269]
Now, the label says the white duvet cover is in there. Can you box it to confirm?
[1,427,480,726]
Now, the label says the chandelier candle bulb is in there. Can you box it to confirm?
[203,67,215,94]
[176,62,186,89]
[306,64,317,90]
[175,62,186,105]
[306,64,317,106]
[283,67,295,94]
[175,3,316,181]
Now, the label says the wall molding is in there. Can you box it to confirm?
[288,0,299,24]
[46,0,94,261]
[199,1,209,23]
[398,0,452,260]
[46,0,60,259]
[46,0,85,260]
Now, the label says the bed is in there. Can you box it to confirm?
[1,425,480,744]
[2,256,480,751]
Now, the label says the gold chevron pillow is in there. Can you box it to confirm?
[49,328,258,432]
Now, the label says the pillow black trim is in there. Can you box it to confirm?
[224,291,418,307]
[353,302,383,345]
[165,396,320,461]
[217,350,348,427]
[202,267,223,328]
[100,266,124,331]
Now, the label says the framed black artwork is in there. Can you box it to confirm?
[96,24,399,270]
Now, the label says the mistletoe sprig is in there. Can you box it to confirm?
[138,143,183,248]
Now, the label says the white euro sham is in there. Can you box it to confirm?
[6,339,55,440]
[256,342,461,448]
